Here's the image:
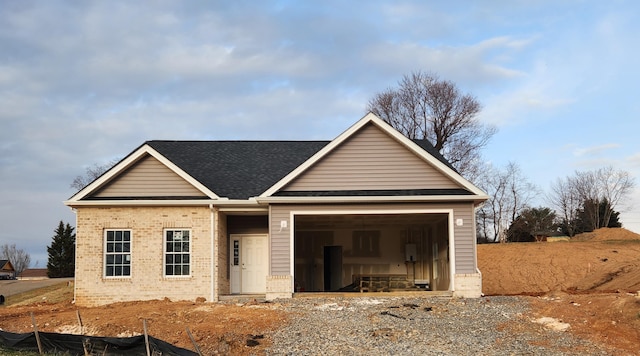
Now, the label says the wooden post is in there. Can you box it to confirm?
[30,312,43,355]
[185,327,203,356]
[143,319,151,356]
[76,310,84,334]
[76,310,90,356]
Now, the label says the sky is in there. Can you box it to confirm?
[1,1,639,267]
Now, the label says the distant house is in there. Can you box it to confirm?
[19,268,49,280]
[64,113,489,306]
[0,260,15,279]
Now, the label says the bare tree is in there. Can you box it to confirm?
[1,244,31,277]
[475,162,538,243]
[70,159,119,191]
[548,166,635,234]
[572,170,601,231]
[598,166,634,227]
[548,177,581,236]
[367,71,496,179]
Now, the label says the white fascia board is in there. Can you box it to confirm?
[144,145,221,199]
[256,194,489,204]
[66,144,220,202]
[260,112,379,198]
[64,198,264,208]
[366,115,488,197]
[217,206,269,213]
[64,199,219,207]
[260,112,487,198]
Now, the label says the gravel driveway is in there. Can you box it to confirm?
[264,296,614,356]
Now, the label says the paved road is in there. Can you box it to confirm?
[0,278,73,297]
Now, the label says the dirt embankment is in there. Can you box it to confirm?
[479,228,640,354]
[478,228,640,295]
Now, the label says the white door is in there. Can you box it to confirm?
[230,234,268,294]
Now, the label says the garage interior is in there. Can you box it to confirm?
[293,213,450,293]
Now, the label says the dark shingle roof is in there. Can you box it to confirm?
[145,138,455,200]
[273,189,472,197]
[147,141,329,199]
[0,260,13,271]
[412,139,458,172]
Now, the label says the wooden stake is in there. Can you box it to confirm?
[143,319,151,356]
[185,327,203,356]
[30,312,43,355]
[76,310,90,356]
[76,310,84,334]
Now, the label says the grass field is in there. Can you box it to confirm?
[3,281,73,307]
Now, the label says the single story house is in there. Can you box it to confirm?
[19,268,49,280]
[65,113,488,306]
[0,260,15,280]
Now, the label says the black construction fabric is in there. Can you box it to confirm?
[0,330,198,356]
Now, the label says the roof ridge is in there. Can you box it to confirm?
[145,139,331,143]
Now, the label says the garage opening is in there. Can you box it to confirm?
[293,213,450,293]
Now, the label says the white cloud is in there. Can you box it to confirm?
[1,1,640,262]
[363,36,528,87]
[572,144,620,157]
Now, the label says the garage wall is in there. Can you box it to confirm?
[269,202,477,276]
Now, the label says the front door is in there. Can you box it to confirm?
[230,234,268,294]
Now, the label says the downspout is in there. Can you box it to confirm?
[70,207,78,304]
[210,204,216,302]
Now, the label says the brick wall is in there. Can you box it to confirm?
[214,209,229,298]
[75,206,213,306]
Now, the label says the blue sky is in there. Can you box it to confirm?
[1,1,639,266]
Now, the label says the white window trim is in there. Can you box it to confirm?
[163,228,192,278]
[103,229,132,279]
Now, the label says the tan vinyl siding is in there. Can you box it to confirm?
[92,155,206,198]
[270,205,291,275]
[283,123,460,192]
[451,204,476,274]
[269,202,478,276]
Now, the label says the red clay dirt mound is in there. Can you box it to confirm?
[479,228,640,353]
[572,227,640,241]
[478,228,640,296]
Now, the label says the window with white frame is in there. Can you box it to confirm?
[164,229,191,276]
[104,230,131,277]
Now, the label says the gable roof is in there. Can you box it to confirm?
[146,141,329,199]
[261,113,486,199]
[0,260,14,272]
[66,113,487,203]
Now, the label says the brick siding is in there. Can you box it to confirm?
[75,206,213,306]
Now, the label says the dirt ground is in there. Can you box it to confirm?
[479,227,640,354]
[1,228,639,354]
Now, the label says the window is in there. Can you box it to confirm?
[232,239,239,266]
[104,230,131,277]
[165,230,191,276]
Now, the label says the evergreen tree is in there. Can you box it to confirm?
[507,207,558,242]
[573,199,622,234]
[47,221,76,278]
